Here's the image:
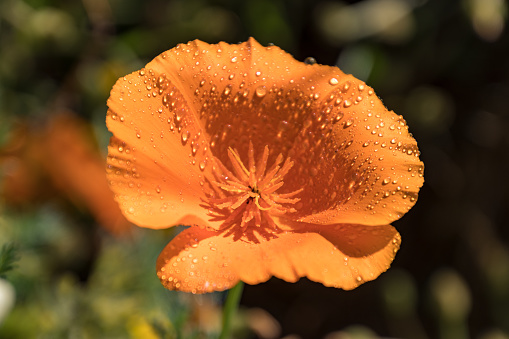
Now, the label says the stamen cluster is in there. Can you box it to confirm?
[204,143,302,230]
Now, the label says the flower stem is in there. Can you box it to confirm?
[219,281,244,339]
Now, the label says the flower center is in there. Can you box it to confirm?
[203,142,302,231]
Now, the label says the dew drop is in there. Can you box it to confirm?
[181,131,189,144]
[192,144,199,156]
[231,56,238,63]
[334,112,344,123]
[329,78,339,85]
[255,86,267,97]
[163,93,170,105]
[304,57,316,65]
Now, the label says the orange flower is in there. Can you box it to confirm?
[0,113,131,235]
[106,38,424,293]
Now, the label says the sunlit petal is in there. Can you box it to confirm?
[283,77,424,226]
[156,222,400,293]
[106,70,217,229]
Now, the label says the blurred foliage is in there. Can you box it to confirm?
[0,207,227,338]
[0,243,20,278]
[1,0,509,338]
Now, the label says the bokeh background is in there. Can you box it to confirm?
[1,0,508,338]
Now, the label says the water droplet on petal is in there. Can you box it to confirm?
[329,78,339,85]
[334,112,344,122]
[255,86,267,97]
[304,57,316,65]
[181,131,189,144]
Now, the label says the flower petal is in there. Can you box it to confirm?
[284,76,424,226]
[106,68,217,229]
[39,114,132,234]
[176,38,353,169]
[156,223,400,293]
[1,113,131,235]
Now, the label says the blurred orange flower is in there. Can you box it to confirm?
[106,38,424,293]
[0,113,131,235]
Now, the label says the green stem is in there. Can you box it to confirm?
[218,281,244,339]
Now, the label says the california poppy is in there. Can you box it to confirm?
[106,38,424,293]
[0,113,131,235]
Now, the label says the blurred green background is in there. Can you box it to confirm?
[1,0,508,338]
